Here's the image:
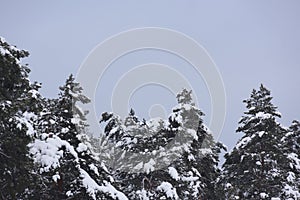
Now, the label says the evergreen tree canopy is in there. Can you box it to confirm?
[0,37,42,199]
[220,84,289,199]
[29,75,127,199]
[100,89,223,200]
[280,120,300,199]
[1,37,299,200]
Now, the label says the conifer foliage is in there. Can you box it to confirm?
[1,37,299,200]
[1,38,126,200]
[99,89,223,199]
[30,75,126,199]
[0,37,41,199]
[219,84,299,199]
[281,120,300,199]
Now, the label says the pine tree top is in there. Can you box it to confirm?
[237,84,281,134]
[243,84,280,117]
[176,88,193,105]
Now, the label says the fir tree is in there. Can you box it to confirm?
[0,37,42,199]
[31,75,126,199]
[100,89,223,200]
[280,120,300,199]
[100,111,126,142]
[163,89,223,200]
[220,84,288,199]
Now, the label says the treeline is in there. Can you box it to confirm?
[0,38,299,200]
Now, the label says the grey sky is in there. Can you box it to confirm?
[1,1,300,151]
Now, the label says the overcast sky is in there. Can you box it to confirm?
[1,1,300,151]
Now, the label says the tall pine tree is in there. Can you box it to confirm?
[280,120,300,199]
[30,75,127,199]
[0,37,42,199]
[220,84,288,199]
[100,89,223,199]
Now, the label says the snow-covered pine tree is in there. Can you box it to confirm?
[99,109,149,199]
[160,89,223,200]
[0,37,42,199]
[100,111,125,142]
[220,84,288,199]
[99,109,146,169]
[99,111,134,174]
[280,120,300,199]
[100,108,175,199]
[30,75,127,199]
[124,108,139,127]
[100,89,223,200]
